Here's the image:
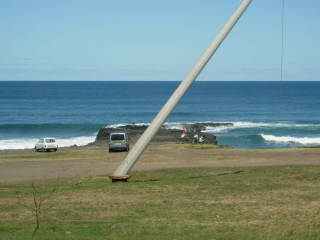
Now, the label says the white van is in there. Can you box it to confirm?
[35,138,58,152]
[109,132,129,152]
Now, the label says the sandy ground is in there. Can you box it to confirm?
[0,143,320,184]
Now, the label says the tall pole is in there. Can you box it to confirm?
[110,0,253,181]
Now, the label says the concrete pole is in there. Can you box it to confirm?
[110,0,253,181]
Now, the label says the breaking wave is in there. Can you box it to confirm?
[106,122,149,128]
[204,121,320,133]
[0,135,96,150]
[261,134,320,146]
[106,122,187,130]
[2,121,320,150]
[106,121,320,130]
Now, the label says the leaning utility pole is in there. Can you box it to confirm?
[110,0,253,181]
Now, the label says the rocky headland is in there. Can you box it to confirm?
[95,122,233,145]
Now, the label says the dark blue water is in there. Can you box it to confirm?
[1,81,320,149]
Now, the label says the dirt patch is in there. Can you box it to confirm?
[0,144,320,184]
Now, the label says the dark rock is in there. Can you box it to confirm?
[95,122,233,146]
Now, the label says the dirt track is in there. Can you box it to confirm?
[1,144,320,184]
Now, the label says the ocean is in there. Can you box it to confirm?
[0,81,320,150]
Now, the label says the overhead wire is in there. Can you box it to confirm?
[280,0,286,82]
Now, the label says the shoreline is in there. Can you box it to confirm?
[1,138,320,153]
[2,121,320,151]
[1,137,320,154]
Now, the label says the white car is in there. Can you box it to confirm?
[35,138,58,152]
[109,132,129,152]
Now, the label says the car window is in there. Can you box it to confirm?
[45,139,55,143]
[111,134,125,141]
[38,139,44,143]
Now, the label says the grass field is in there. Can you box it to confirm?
[1,165,320,239]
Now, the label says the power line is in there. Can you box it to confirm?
[280,0,286,81]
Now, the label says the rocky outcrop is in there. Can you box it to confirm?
[95,122,232,146]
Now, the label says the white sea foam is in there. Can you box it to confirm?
[204,121,320,134]
[57,136,96,147]
[0,135,96,150]
[106,121,320,134]
[106,122,187,130]
[204,126,233,133]
[105,123,127,128]
[164,122,188,130]
[106,122,149,128]
[232,122,314,128]
[261,134,320,145]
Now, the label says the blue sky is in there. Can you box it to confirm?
[1,0,319,81]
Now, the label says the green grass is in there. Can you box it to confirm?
[1,166,320,239]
